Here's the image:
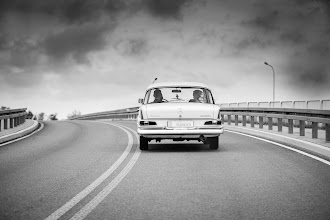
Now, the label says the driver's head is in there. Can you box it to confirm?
[154,89,162,99]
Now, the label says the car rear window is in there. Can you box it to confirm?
[145,87,214,104]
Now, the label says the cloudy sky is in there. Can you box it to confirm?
[0,0,329,119]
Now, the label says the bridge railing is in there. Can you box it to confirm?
[220,99,330,110]
[70,107,139,121]
[220,107,330,142]
[71,101,330,143]
[0,109,27,132]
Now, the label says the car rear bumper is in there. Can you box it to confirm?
[137,126,224,138]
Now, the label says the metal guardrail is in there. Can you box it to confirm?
[220,99,330,110]
[220,107,330,142]
[70,107,139,120]
[0,108,27,132]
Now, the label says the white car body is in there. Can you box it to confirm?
[137,82,224,150]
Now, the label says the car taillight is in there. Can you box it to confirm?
[204,120,221,125]
[140,121,157,125]
[140,110,144,119]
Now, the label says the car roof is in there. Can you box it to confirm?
[147,82,210,90]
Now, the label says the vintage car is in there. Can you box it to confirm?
[137,82,224,150]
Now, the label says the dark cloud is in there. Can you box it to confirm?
[0,33,10,50]
[58,0,105,24]
[0,0,191,24]
[42,23,111,63]
[0,0,192,67]
[0,34,41,73]
[0,0,122,66]
[286,41,330,91]
[0,65,42,89]
[308,42,330,57]
[242,9,280,32]
[288,64,329,91]
[1,0,329,97]
[324,0,330,19]
[299,69,328,86]
[58,0,128,24]
[9,40,39,68]
[242,1,328,34]
[230,0,330,94]
[279,31,306,45]
[125,39,148,56]
[144,0,191,19]
[0,0,126,24]
[236,36,270,51]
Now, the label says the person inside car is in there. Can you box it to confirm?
[189,90,203,102]
[153,89,164,103]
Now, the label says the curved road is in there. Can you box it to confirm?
[0,120,329,219]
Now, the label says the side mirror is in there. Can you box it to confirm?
[138,98,144,104]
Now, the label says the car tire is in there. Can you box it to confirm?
[207,136,219,150]
[140,136,149,150]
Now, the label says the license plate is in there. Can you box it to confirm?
[168,121,194,128]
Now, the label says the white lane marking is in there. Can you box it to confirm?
[45,123,134,220]
[226,125,330,151]
[0,122,43,147]
[227,130,330,166]
[69,124,141,220]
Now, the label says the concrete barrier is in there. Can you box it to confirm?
[0,108,27,132]
[0,120,39,144]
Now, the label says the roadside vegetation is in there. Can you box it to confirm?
[67,110,81,119]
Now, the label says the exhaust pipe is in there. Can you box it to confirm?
[199,135,206,142]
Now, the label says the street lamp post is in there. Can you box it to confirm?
[264,62,275,102]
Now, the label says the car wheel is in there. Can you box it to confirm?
[207,136,219,150]
[139,136,149,150]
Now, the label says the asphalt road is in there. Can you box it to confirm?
[0,120,329,220]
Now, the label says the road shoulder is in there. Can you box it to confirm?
[225,124,330,161]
